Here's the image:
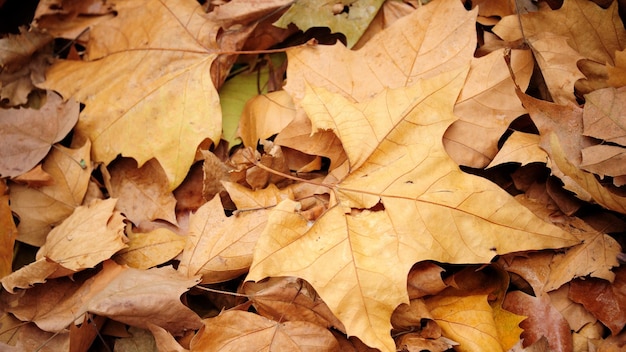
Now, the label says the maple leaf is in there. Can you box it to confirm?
[39,0,223,190]
[248,69,579,351]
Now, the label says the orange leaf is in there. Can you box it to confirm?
[0,180,16,279]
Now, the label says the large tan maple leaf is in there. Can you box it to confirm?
[247,69,580,352]
[39,0,222,190]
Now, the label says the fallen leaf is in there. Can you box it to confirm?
[503,291,573,352]
[569,266,626,335]
[114,326,157,352]
[106,158,178,226]
[550,133,626,213]
[243,277,345,331]
[607,49,626,87]
[37,198,126,272]
[582,86,626,146]
[426,294,503,352]
[493,0,626,67]
[406,261,448,300]
[8,141,92,246]
[581,144,626,179]
[221,54,286,146]
[177,194,270,284]
[444,48,533,168]
[33,0,116,39]
[526,32,586,105]
[548,284,596,333]
[39,0,224,190]
[5,260,202,335]
[0,91,78,177]
[1,198,126,292]
[352,0,415,50]
[238,90,296,148]
[283,0,477,102]
[148,324,189,352]
[0,28,53,106]
[0,323,69,352]
[274,0,385,48]
[189,310,339,351]
[69,315,106,352]
[248,70,578,351]
[487,132,547,168]
[114,225,185,270]
[0,180,17,278]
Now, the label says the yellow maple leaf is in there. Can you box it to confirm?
[247,69,579,352]
[39,0,222,190]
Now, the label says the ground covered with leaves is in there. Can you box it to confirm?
[0,0,625,351]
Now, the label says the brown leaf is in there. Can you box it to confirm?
[243,277,345,331]
[406,261,448,300]
[9,140,92,247]
[190,310,339,351]
[5,260,201,335]
[526,32,586,105]
[583,86,626,146]
[0,28,53,106]
[548,284,596,332]
[34,0,115,39]
[550,133,626,213]
[106,157,177,226]
[494,0,626,66]
[503,291,573,352]
[569,266,626,335]
[0,91,78,177]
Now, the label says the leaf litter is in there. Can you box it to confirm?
[0,0,625,351]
